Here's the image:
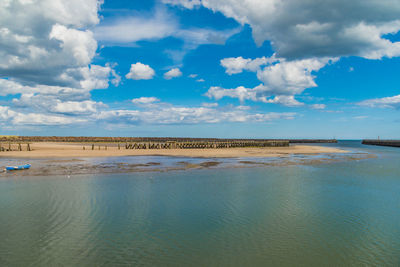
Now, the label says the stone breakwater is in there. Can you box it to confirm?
[362,140,400,147]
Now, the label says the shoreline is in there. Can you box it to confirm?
[0,142,347,159]
[0,142,377,177]
[0,153,376,178]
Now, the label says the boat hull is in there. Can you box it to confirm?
[6,164,31,171]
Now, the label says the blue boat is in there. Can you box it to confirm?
[6,164,31,171]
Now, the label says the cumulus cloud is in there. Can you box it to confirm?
[0,0,107,87]
[51,100,105,115]
[11,93,105,115]
[205,86,304,107]
[1,63,117,99]
[0,105,86,126]
[164,68,182,79]
[163,0,400,110]
[358,95,400,109]
[1,95,295,127]
[220,56,274,75]
[164,0,400,60]
[206,86,256,103]
[0,0,123,129]
[132,97,160,105]
[207,56,335,106]
[126,63,155,80]
[255,57,335,96]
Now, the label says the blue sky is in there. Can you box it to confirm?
[1,0,400,139]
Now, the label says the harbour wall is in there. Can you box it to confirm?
[362,140,400,147]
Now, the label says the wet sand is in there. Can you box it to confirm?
[0,142,365,177]
[0,142,377,177]
[0,142,347,158]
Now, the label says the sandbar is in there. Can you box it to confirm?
[0,142,347,158]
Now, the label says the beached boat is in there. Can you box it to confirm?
[5,164,31,171]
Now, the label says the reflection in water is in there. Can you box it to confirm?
[1,141,400,265]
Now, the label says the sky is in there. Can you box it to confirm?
[1,0,400,139]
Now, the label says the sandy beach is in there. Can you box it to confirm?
[0,142,347,158]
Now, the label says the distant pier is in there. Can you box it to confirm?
[362,140,400,147]
[289,139,337,144]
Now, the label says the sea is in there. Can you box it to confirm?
[0,141,399,266]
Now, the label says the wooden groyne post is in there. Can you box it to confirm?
[123,140,290,149]
[0,142,31,151]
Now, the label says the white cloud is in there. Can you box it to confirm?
[96,100,296,125]
[167,27,239,62]
[0,79,83,100]
[207,57,335,106]
[220,56,274,75]
[1,95,295,127]
[358,95,400,109]
[78,64,119,90]
[162,0,201,9]
[202,102,218,107]
[132,97,160,105]
[164,68,182,79]
[206,86,256,103]
[49,24,97,66]
[256,57,335,96]
[164,0,400,60]
[0,105,86,126]
[126,63,155,80]
[163,1,400,109]
[310,104,326,110]
[205,86,303,107]
[11,93,105,115]
[0,0,122,128]
[51,100,104,115]
[0,0,106,87]
[196,78,205,82]
[188,74,198,78]
[264,95,304,107]
[94,8,239,63]
[1,63,117,99]
[353,115,368,120]
[13,113,86,126]
[94,9,177,43]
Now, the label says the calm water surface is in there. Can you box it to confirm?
[1,141,400,266]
